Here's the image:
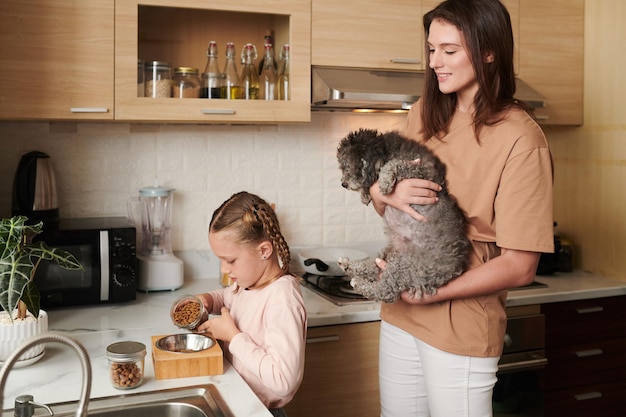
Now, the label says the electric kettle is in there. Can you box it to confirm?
[12,151,59,222]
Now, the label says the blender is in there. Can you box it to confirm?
[129,185,184,291]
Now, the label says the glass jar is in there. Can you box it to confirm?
[144,61,172,98]
[106,341,146,390]
[171,295,206,330]
[173,67,201,99]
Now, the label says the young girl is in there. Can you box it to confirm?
[370,0,554,416]
[194,191,306,417]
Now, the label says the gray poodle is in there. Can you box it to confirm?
[336,128,470,303]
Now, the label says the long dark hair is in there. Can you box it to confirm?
[420,0,533,142]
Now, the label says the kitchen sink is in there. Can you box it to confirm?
[3,385,234,417]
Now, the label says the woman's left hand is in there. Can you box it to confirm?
[200,307,241,342]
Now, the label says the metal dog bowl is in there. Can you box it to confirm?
[155,334,215,353]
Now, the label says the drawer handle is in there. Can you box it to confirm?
[201,109,236,115]
[575,348,604,358]
[574,392,602,401]
[306,335,340,344]
[390,58,420,65]
[70,107,109,113]
[575,306,604,314]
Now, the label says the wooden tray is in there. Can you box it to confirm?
[151,334,223,380]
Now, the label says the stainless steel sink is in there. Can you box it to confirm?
[3,385,234,417]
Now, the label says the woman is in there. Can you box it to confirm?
[369,1,554,416]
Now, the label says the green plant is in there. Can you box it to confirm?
[0,215,82,323]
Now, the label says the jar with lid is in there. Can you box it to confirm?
[106,341,146,390]
[173,67,201,99]
[144,61,172,98]
[171,295,206,330]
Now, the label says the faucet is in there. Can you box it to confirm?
[0,332,92,417]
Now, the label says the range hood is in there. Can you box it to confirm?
[311,66,546,111]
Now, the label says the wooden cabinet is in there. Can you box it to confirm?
[115,0,311,123]
[541,296,626,416]
[284,321,380,417]
[312,0,519,73]
[0,0,114,121]
[312,0,424,71]
[519,0,584,125]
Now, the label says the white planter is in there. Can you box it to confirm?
[0,310,48,364]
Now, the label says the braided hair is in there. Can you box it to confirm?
[209,191,291,271]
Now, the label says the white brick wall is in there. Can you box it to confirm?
[0,113,405,251]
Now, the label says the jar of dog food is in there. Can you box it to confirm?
[171,295,206,330]
[106,341,146,390]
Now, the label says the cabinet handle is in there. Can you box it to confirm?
[390,58,420,65]
[70,108,109,113]
[575,348,604,358]
[534,115,549,120]
[201,109,236,115]
[574,391,602,401]
[306,335,339,344]
[575,306,604,314]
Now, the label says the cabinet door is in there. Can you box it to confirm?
[0,0,114,120]
[115,0,311,123]
[285,322,380,417]
[519,0,584,125]
[312,0,423,70]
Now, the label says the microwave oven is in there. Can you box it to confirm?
[33,217,138,309]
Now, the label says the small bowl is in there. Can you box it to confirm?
[155,333,215,353]
[170,295,205,330]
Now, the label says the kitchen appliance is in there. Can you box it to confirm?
[299,247,369,276]
[32,216,137,309]
[303,274,374,306]
[494,306,547,416]
[311,66,546,111]
[537,222,576,275]
[128,185,184,292]
[11,151,59,222]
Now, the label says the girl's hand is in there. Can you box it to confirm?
[195,293,214,312]
[370,169,442,221]
[201,307,241,342]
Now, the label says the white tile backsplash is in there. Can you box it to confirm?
[0,113,405,252]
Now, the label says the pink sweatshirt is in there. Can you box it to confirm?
[208,274,307,408]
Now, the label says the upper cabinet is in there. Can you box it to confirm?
[312,0,424,71]
[518,0,584,125]
[0,0,114,121]
[115,0,311,123]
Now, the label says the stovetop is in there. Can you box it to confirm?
[303,273,375,306]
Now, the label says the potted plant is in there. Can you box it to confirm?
[0,215,82,365]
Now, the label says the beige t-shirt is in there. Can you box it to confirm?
[380,102,554,357]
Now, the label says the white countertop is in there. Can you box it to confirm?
[3,270,625,413]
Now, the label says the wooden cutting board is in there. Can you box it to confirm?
[151,334,223,380]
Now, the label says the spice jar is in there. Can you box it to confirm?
[173,67,201,98]
[144,61,172,98]
[106,341,146,390]
[171,295,206,330]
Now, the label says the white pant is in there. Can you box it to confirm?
[379,320,499,417]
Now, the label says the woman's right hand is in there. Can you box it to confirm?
[370,175,442,221]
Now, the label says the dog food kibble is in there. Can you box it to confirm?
[110,361,142,388]
[106,341,146,390]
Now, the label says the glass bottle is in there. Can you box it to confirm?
[222,42,241,100]
[278,44,291,101]
[201,41,222,99]
[239,43,259,100]
[259,43,277,100]
[258,30,276,75]
[173,67,201,99]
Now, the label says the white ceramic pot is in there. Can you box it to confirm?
[0,310,48,364]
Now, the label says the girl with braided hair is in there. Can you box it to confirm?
[194,191,306,417]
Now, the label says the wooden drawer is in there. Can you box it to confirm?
[545,338,626,390]
[545,379,626,417]
[542,296,626,347]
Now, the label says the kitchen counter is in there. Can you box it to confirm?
[3,270,625,413]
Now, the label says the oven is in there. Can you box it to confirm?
[494,305,547,417]
[302,273,375,306]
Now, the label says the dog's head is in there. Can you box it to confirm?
[336,128,389,204]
